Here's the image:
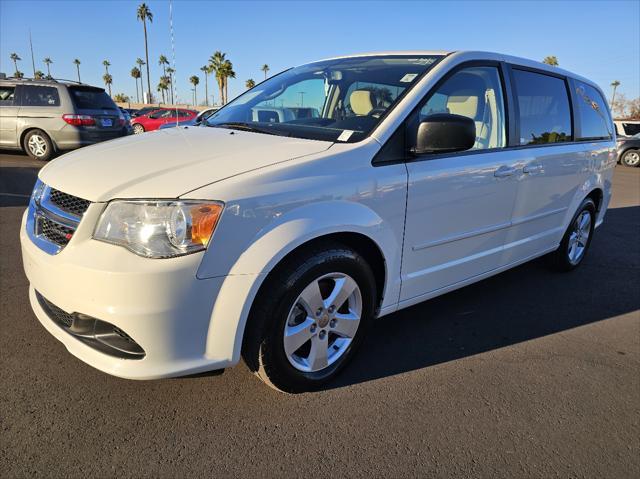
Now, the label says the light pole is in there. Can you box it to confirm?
[298,91,305,107]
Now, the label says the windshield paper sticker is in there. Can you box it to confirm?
[400,73,418,83]
[337,130,354,142]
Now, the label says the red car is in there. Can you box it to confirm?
[131,108,197,134]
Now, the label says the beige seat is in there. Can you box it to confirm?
[350,90,375,116]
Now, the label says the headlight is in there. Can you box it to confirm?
[93,200,223,258]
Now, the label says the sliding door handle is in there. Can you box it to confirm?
[494,165,518,178]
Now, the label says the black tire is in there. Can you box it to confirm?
[549,197,596,272]
[23,129,54,161]
[621,149,640,167]
[242,242,377,393]
[132,123,145,135]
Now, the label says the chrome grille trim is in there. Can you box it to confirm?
[26,181,91,255]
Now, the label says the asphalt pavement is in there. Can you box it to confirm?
[1,150,638,478]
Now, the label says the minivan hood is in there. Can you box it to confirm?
[39,127,333,201]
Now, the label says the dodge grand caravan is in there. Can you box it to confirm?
[20,51,616,392]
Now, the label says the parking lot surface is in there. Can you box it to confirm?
[1,150,638,478]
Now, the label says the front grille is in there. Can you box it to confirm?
[49,188,91,217]
[36,292,73,327]
[39,216,74,247]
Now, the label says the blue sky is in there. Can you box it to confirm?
[1,0,638,105]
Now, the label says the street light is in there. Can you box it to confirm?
[298,91,305,107]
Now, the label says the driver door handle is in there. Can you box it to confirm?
[494,165,518,178]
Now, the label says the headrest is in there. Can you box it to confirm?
[350,90,374,115]
[447,93,479,118]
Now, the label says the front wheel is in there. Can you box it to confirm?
[242,243,376,393]
[132,124,145,135]
[621,149,640,167]
[549,198,596,271]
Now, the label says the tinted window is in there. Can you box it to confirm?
[69,87,116,110]
[21,86,60,107]
[513,69,571,145]
[416,66,507,149]
[574,81,612,140]
[0,86,15,105]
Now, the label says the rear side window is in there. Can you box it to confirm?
[21,86,60,107]
[513,69,572,145]
[574,81,612,140]
[0,86,15,105]
[69,87,116,110]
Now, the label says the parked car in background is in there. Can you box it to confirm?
[0,78,127,161]
[130,106,160,118]
[20,51,615,393]
[617,132,640,167]
[131,108,197,134]
[158,107,219,130]
[614,120,640,137]
[119,107,134,135]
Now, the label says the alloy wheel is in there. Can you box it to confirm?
[567,210,591,265]
[28,135,47,157]
[284,272,362,373]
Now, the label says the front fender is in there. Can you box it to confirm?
[201,199,401,364]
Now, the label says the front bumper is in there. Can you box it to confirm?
[20,207,238,379]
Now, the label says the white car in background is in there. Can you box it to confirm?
[21,51,615,392]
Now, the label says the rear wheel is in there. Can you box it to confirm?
[242,242,376,393]
[132,124,145,135]
[549,198,596,271]
[23,129,54,161]
[621,149,640,167]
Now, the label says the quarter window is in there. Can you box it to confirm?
[20,86,60,107]
[513,70,572,145]
[415,66,507,150]
[0,86,15,105]
[574,81,612,140]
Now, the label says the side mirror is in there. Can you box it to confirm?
[413,113,476,155]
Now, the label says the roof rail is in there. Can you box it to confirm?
[0,76,85,85]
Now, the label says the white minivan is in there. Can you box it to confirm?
[21,51,616,392]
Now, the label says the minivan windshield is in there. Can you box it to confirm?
[206,55,443,142]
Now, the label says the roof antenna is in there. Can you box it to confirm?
[169,0,179,127]
[29,29,36,77]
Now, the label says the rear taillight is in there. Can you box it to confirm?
[62,114,96,126]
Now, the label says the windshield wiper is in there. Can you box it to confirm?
[209,122,286,137]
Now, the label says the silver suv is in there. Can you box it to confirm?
[0,78,128,161]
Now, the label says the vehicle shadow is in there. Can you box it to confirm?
[328,205,640,390]
[0,166,39,207]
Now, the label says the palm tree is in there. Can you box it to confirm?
[10,53,21,76]
[261,64,270,80]
[542,56,559,67]
[158,54,169,102]
[131,67,141,103]
[221,60,235,105]
[34,70,45,80]
[136,57,146,100]
[14,71,24,79]
[43,57,53,78]
[200,65,212,106]
[610,80,621,108]
[245,79,256,90]
[209,51,226,106]
[166,66,175,104]
[136,3,153,101]
[73,58,81,82]
[157,76,170,104]
[113,93,129,103]
[103,73,113,97]
[190,75,200,105]
[103,59,111,75]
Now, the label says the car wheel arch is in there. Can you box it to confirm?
[20,127,58,153]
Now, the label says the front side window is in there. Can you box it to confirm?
[0,86,15,105]
[20,86,60,107]
[574,81,612,140]
[415,66,506,150]
[513,69,572,145]
[206,55,443,142]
